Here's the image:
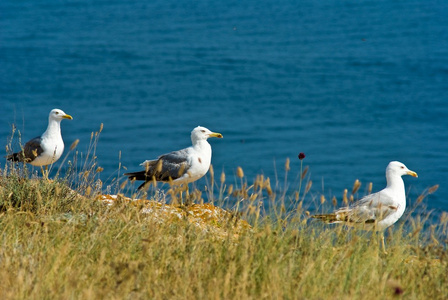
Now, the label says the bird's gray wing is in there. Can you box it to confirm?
[7,136,43,163]
[145,149,192,182]
[354,191,396,207]
[23,137,44,162]
[337,192,398,224]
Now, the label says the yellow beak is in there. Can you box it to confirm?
[63,114,73,120]
[209,132,223,138]
[407,170,418,178]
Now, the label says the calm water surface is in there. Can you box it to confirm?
[1,0,447,216]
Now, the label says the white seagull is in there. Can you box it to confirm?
[312,161,418,251]
[7,108,73,176]
[125,126,223,190]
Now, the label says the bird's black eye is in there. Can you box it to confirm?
[201,130,206,133]
[400,166,404,169]
[55,111,59,114]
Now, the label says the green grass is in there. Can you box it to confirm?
[1,134,447,299]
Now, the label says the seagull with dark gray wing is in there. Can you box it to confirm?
[7,108,73,177]
[125,126,223,190]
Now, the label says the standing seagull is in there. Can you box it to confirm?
[7,108,73,177]
[312,161,418,252]
[125,126,223,190]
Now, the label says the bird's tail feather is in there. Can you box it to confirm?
[311,213,339,223]
[124,171,153,190]
[124,171,147,181]
[6,152,22,162]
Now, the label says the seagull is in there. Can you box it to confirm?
[125,126,223,190]
[7,108,73,177]
[312,161,418,252]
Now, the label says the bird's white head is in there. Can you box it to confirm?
[49,109,73,122]
[191,126,223,143]
[386,161,418,178]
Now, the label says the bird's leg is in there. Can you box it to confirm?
[177,185,184,206]
[43,166,52,181]
[185,185,191,206]
[381,233,388,254]
[40,166,48,180]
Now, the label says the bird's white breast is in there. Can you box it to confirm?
[31,131,65,166]
[375,189,406,231]
[175,142,212,184]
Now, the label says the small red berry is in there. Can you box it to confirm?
[298,153,306,160]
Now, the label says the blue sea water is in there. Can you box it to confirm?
[1,0,447,216]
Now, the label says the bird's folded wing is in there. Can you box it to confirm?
[22,137,44,162]
[337,193,398,223]
[140,149,192,181]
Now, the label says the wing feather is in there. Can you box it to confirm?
[335,192,398,224]
[7,136,43,163]
[125,148,192,187]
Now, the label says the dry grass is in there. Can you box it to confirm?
[1,132,447,299]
